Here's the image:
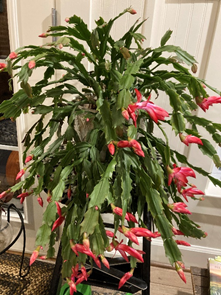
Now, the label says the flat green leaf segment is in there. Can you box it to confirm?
[2,7,221,283]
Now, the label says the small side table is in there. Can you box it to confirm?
[190,266,209,295]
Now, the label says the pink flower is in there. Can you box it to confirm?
[38,33,48,38]
[28,60,36,69]
[100,255,110,269]
[30,245,41,265]
[65,17,70,23]
[51,201,65,231]
[0,63,6,70]
[130,227,155,238]
[134,88,142,102]
[181,186,204,202]
[172,227,184,236]
[175,240,191,246]
[37,195,43,207]
[126,89,169,125]
[16,168,26,180]
[0,189,11,200]
[111,204,130,222]
[112,241,144,262]
[179,133,203,146]
[197,96,221,112]
[168,202,191,215]
[167,165,196,192]
[118,226,139,245]
[17,191,32,204]
[108,142,115,155]
[130,139,145,157]
[68,280,77,295]
[9,52,18,60]
[152,231,161,238]
[122,109,129,120]
[118,269,134,289]
[175,262,186,283]
[127,212,138,224]
[25,155,33,164]
[134,100,169,124]
[117,140,131,148]
[106,230,115,238]
[128,8,137,14]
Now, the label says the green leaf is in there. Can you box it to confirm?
[117,89,131,110]
[170,112,185,134]
[43,202,57,226]
[80,208,99,235]
[127,125,137,139]
[36,224,51,247]
[163,238,182,265]
[198,139,217,158]
[160,30,173,46]
[89,159,117,208]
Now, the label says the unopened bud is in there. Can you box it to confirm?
[191,63,198,74]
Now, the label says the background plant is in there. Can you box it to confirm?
[1,6,221,291]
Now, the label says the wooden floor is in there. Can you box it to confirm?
[91,264,193,295]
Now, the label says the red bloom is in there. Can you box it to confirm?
[9,52,18,60]
[0,189,11,200]
[122,109,129,120]
[130,139,145,157]
[111,204,130,222]
[28,60,36,69]
[168,202,191,215]
[172,227,184,236]
[167,165,196,192]
[108,142,115,155]
[105,230,115,238]
[197,96,221,112]
[100,255,110,269]
[38,33,48,38]
[17,191,32,204]
[135,100,169,124]
[127,212,138,224]
[134,88,142,102]
[30,245,41,265]
[179,133,203,146]
[16,168,26,180]
[152,231,161,238]
[37,195,43,207]
[118,226,139,245]
[117,140,131,148]
[128,8,137,14]
[130,227,155,238]
[0,63,6,70]
[113,241,144,262]
[175,240,191,246]
[25,155,33,164]
[51,202,65,231]
[175,262,186,283]
[181,186,204,202]
[118,269,134,289]
[68,280,77,295]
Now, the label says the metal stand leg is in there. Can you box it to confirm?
[142,204,151,295]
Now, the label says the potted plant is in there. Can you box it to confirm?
[1,6,221,293]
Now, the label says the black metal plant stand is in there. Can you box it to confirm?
[0,204,30,278]
[50,205,152,295]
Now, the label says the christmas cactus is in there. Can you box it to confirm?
[1,7,221,291]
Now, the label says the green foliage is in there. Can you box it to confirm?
[1,6,221,283]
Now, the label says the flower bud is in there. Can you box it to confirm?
[191,63,198,73]
[28,60,36,69]
[9,52,18,60]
